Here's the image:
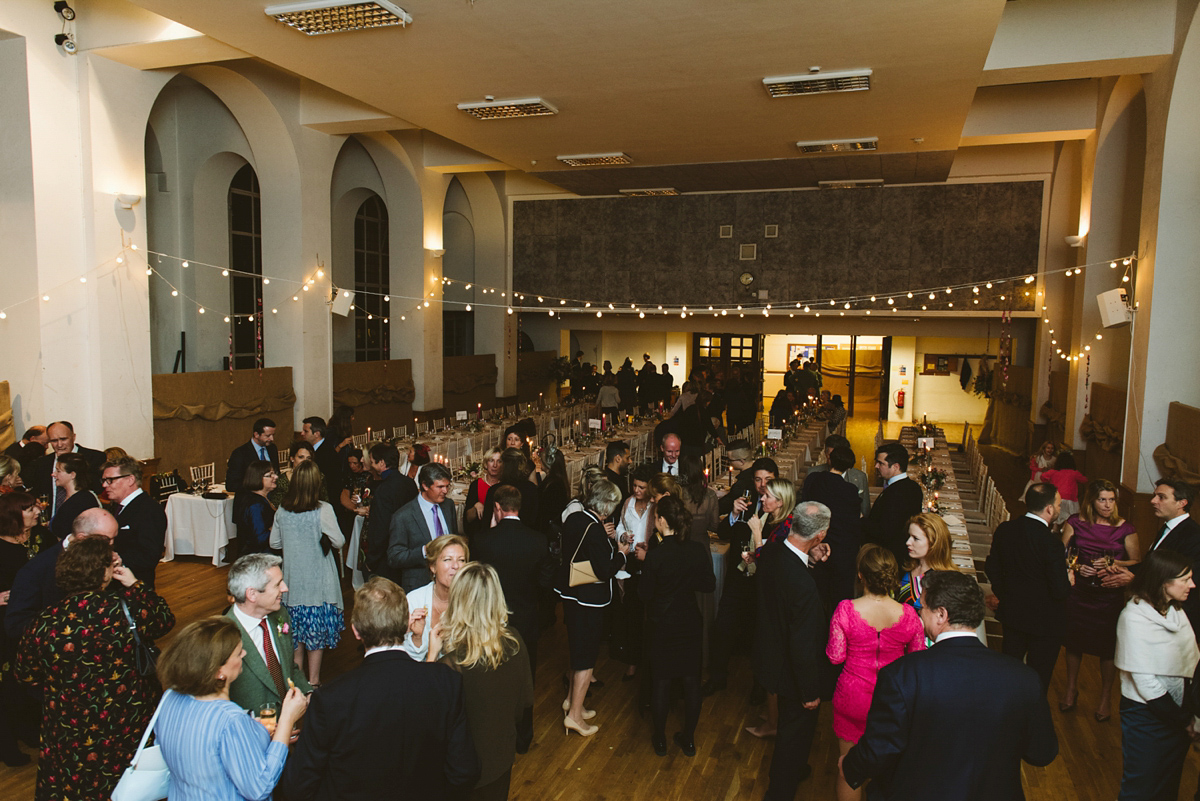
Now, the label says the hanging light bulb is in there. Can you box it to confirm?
[263,278,270,285]
[887,298,894,305]
[844,302,851,309]
[803,306,810,313]
[928,293,935,300]
[907,292,914,298]
[146,268,152,275]
[986,282,993,289]
[465,304,472,311]
[1095,333,1103,340]
[182,261,189,268]
[639,311,645,318]
[198,307,205,314]
[224,316,230,322]
[222,269,229,277]
[171,290,178,297]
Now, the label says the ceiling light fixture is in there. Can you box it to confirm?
[797,138,878,154]
[618,188,679,197]
[557,152,633,167]
[457,97,557,120]
[265,0,412,35]
[763,68,872,98]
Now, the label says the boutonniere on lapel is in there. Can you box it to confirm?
[276,621,290,637]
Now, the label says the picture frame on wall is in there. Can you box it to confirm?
[787,344,811,365]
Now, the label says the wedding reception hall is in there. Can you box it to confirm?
[1,1,1199,800]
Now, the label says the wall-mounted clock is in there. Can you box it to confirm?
[739,271,755,286]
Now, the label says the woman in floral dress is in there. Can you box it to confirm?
[16,536,175,801]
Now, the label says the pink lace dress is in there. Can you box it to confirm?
[826,599,926,742]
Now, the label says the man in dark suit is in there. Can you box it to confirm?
[362,442,418,583]
[387,463,460,592]
[224,554,312,712]
[5,508,117,641]
[279,576,479,800]
[473,484,552,751]
[29,421,105,517]
[864,442,923,566]
[805,433,871,516]
[1104,478,1200,630]
[984,482,1071,695]
[802,445,863,608]
[303,415,343,504]
[754,500,831,799]
[637,353,657,413]
[101,456,167,589]
[4,426,47,472]
[603,440,630,500]
[224,417,278,493]
[841,570,1058,799]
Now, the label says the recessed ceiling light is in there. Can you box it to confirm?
[457,97,557,120]
[818,179,884,189]
[265,0,412,35]
[763,68,872,98]
[796,137,878,154]
[618,188,679,196]
[557,152,632,167]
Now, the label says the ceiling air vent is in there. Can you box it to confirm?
[556,152,633,167]
[718,225,733,238]
[796,137,878,154]
[764,225,779,238]
[818,179,885,189]
[740,244,757,260]
[457,97,557,120]
[619,188,678,197]
[265,1,412,34]
[763,68,872,98]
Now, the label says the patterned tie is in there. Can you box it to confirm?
[258,618,287,698]
[432,506,445,539]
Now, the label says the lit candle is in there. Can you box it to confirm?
[477,403,482,421]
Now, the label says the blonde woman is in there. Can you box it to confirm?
[403,535,469,662]
[427,562,533,801]
[464,447,502,535]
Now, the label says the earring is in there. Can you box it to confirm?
[217,675,225,681]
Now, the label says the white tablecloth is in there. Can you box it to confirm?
[346,516,366,590]
[164,492,234,566]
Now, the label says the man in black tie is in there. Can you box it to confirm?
[224,417,278,493]
[841,570,1058,800]
[603,440,630,499]
[303,416,343,503]
[984,482,1071,695]
[754,500,831,798]
[361,442,418,583]
[654,433,682,475]
[101,456,167,589]
[4,426,47,472]
[29,421,105,517]
[1105,479,1200,629]
[864,442,923,566]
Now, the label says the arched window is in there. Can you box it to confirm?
[229,164,263,368]
[355,194,389,361]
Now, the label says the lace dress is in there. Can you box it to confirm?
[826,599,926,742]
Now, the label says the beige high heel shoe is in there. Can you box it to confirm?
[561,697,596,719]
[563,714,599,737]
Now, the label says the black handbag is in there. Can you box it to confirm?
[120,599,160,678]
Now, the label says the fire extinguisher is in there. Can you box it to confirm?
[893,388,905,409]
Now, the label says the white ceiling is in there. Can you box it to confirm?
[121,0,1031,192]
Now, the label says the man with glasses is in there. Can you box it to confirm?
[102,456,166,589]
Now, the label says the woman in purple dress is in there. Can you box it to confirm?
[827,544,925,801]
[1060,478,1140,722]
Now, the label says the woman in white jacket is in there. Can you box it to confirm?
[1114,548,1199,801]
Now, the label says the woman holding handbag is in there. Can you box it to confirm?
[17,535,174,801]
[554,478,629,737]
[269,460,345,689]
[149,617,308,801]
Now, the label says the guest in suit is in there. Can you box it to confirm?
[1114,548,1199,801]
[802,445,864,608]
[425,562,534,801]
[400,535,468,663]
[631,495,715,757]
[463,447,503,536]
[101,456,166,590]
[637,353,657,413]
[224,553,313,714]
[302,416,343,508]
[224,417,278,494]
[46,453,99,542]
[29,421,104,519]
[753,500,832,799]
[4,427,47,473]
[864,443,922,566]
[806,434,871,516]
[154,617,308,801]
[387,462,460,592]
[481,449,540,533]
[840,570,1059,800]
[985,482,1071,695]
[652,433,682,476]
[5,508,117,641]
[555,479,630,736]
[278,576,480,801]
[232,460,277,557]
[603,440,630,500]
[361,442,418,582]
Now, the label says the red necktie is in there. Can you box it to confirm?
[259,618,287,698]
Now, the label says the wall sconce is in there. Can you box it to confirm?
[117,194,142,210]
[427,248,445,258]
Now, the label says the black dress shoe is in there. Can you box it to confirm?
[673,732,696,757]
[701,679,726,697]
[652,735,668,757]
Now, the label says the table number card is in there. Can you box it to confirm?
[588,418,602,430]
[767,428,782,440]
[456,411,468,421]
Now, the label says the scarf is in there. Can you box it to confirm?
[1114,598,1200,678]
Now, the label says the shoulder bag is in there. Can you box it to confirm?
[120,598,161,678]
[110,690,171,801]
[568,522,603,587]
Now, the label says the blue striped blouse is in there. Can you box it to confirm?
[154,691,289,801]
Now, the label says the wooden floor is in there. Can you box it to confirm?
[0,430,1192,800]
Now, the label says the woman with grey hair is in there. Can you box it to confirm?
[555,478,630,737]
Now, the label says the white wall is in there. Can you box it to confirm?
[913,337,994,424]
[889,336,917,424]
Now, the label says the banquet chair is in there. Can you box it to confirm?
[190,462,215,487]
[432,418,446,431]
[416,420,430,434]
[351,433,369,448]
[393,426,406,439]
[277,449,290,467]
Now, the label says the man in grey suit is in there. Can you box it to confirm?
[805,434,870,516]
[387,463,460,592]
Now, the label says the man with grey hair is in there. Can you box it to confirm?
[754,500,832,799]
[387,462,460,592]
[224,553,312,713]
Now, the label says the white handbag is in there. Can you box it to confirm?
[111,690,172,801]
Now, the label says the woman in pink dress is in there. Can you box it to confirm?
[827,544,926,801]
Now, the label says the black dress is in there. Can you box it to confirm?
[639,535,715,678]
[232,492,276,556]
[49,490,101,541]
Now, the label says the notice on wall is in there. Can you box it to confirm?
[456,411,468,421]
[767,428,782,440]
